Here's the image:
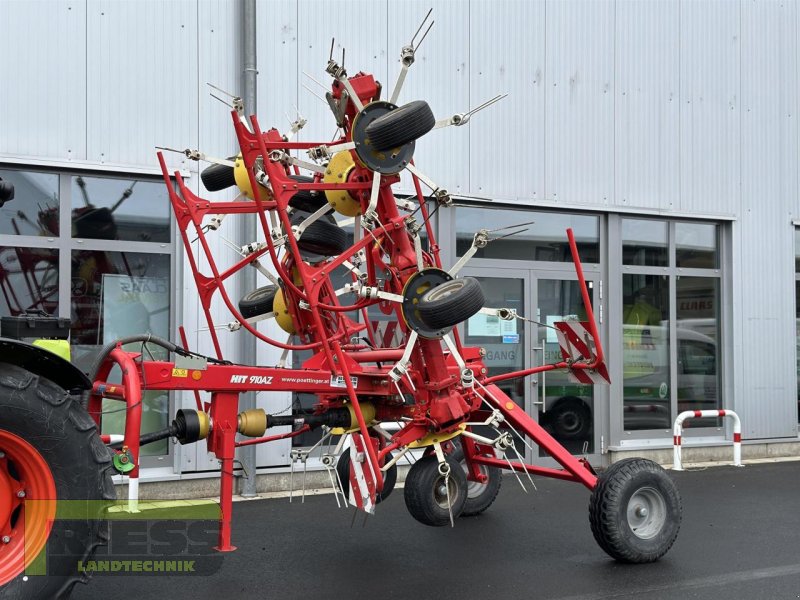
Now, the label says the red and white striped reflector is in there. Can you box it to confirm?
[348,433,377,514]
[553,321,610,385]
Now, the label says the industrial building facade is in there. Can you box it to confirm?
[2,0,798,490]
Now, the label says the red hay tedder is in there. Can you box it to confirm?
[0,17,681,599]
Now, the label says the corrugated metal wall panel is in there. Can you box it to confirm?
[296,0,389,148]
[678,0,740,215]
[468,0,545,202]
[86,0,198,170]
[545,0,615,206]
[738,0,798,438]
[387,0,470,195]
[0,1,87,161]
[614,0,680,210]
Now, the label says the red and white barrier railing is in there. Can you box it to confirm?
[673,410,742,471]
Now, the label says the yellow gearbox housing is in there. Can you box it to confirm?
[273,288,296,334]
[323,151,361,216]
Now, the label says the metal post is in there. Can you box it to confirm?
[239,0,259,498]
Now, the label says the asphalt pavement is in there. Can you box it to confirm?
[76,460,800,600]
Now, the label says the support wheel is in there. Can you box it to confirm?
[295,215,348,257]
[364,100,436,151]
[0,363,116,599]
[287,175,328,213]
[416,278,485,330]
[200,160,236,192]
[336,451,397,504]
[589,458,681,563]
[450,444,502,517]
[404,455,467,527]
[238,285,278,319]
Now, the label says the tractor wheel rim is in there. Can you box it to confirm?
[626,486,666,540]
[0,430,57,587]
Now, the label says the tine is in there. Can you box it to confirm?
[488,220,536,233]
[505,453,528,493]
[301,457,308,504]
[326,467,342,508]
[415,20,434,50]
[411,8,433,46]
[511,442,537,491]
[350,507,358,528]
[329,37,336,61]
[209,93,234,109]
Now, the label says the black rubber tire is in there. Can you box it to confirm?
[200,161,236,192]
[287,175,327,213]
[0,363,116,599]
[365,100,436,151]
[296,217,349,257]
[336,450,397,504]
[238,285,278,319]
[404,455,467,527]
[416,277,486,330]
[450,444,502,517]
[548,397,592,441]
[589,458,682,563]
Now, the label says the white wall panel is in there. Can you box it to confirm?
[468,0,545,202]
[387,0,470,195]
[614,0,679,210]
[545,0,615,206]
[86,0,198,170]
[296,0,389,148]
[0,1,87,161]
[678,0,740,215]
[737,0,798,438]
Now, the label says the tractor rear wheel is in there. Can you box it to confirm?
[0,363,115,599]
[404,455,466,527]
[589,458,681,563]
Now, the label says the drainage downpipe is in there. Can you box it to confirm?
[239,0,259,498]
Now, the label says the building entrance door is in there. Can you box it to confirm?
[462,267,604,466]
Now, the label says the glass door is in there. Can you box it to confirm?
[462,267,603,465]
[533,274,599,461]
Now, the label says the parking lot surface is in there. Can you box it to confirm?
[78,460,800,600]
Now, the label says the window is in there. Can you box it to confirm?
[621,218,722,432]
[456,206,600,263]
[0,167,174,457]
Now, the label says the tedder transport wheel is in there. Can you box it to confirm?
[238,285,278,319]
[416,278,486,331]
[450,444,502,517]
[404,455,467,527]
[0,363,115,599]
[336,451,397,504]
[364,100,436,151]
[589,458,682,563]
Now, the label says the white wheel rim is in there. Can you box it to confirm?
[626,486,667,539]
